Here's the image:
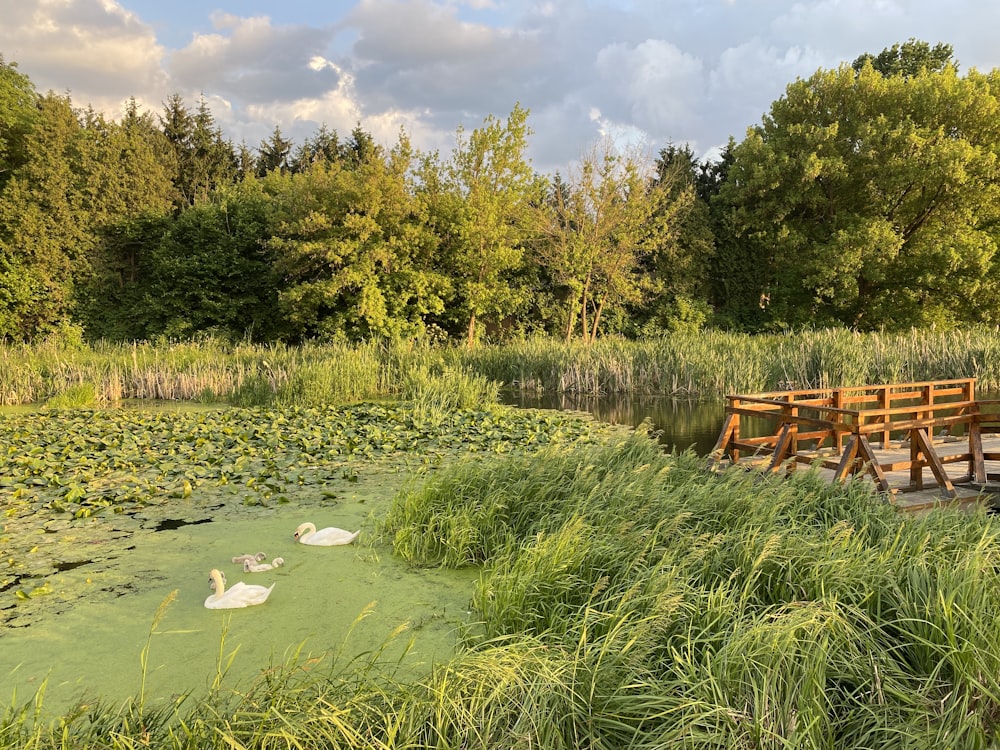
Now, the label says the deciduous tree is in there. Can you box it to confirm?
[441,104,541,346]
[717,49,1000,330]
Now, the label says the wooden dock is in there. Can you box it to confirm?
[708,378,1000,511]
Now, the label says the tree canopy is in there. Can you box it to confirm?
[716,52,1000,331]
[2,41,1000,343]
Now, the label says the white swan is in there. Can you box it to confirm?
[293,522,360,546]
[232,552,267,564]
[204,568,274,609]
[244,557,284,573]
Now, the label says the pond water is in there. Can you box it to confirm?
[504,393,729,455]
[0,468,477,715]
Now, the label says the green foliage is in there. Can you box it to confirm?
[533,141,686,342]
[7,328,1000,408]
[402,365,501,416]
[42,382,99,409]
[382,432,1000,747]
[437,103,541,345]
[852,38,956,77]
[267,133,450,342]
[9,46,1000,343]
[718,58,1000,331]
[0,55,37,193]
[160,94,235,207]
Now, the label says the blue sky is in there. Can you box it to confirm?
[4,0,1000,173]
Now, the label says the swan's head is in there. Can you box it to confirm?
[242,560,253,573]
[254,552,266,562]
[209,569,226,591]
[272,557,284,567]
[293,522,314,540]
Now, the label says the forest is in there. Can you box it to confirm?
[2,39,999,345]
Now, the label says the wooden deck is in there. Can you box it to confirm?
[708,378,1000,512]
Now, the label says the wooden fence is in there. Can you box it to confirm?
[709,378,1000,499]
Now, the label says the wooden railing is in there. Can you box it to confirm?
[710,378,1000,498]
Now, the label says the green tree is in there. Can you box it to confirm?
[256,126,293,176]
[267,132,448,341]
[852,39,955,77]
[636,143,715,333]
[533,140,680,342]
[0,55,38,193]
[0,94,93,338]
[160,94,235,207]
[439,104,540,346]
[135,181,278,341]
[717,53,1000,330]
[290,124,342,172]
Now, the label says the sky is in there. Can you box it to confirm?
[3,0,1000,174]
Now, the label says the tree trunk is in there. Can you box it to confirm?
[590,297,605,343]
[466,311,477,348]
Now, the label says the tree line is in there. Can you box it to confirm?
[2,39,999,345]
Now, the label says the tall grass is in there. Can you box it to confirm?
[5,327,1000,406]
[381,433,1000,747]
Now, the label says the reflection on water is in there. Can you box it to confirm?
[504,393,730,455]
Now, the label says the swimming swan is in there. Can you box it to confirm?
[232,552,266,564]
[293,522,360,546]
[204,568,274,609]
[244,557,284,573]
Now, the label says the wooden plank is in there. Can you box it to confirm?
[767,423,794,473]
[970,421,986,484]
[912,427,958,498]
[833,436,860,483]
[709,412,737,458]
[910,429,922,490]
[857,435,891,493]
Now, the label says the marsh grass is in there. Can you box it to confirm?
[6,327,1000,407]
[42,383,100,409]
[380,433,1000,747]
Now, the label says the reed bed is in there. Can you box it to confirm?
[6,327,1000,407]
[380,434,1000,748]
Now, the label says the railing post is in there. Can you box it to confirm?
[731,397,741,463]
[878,385,890,448]
[833,388,844,452]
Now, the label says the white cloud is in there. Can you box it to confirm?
[0,0,167,113]
[595,39,706,135]
[5,0,1000,171]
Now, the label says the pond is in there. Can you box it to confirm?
[504,393,729,455]
[0,404,612,717]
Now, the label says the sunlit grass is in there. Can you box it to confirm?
[5,327,1000,406]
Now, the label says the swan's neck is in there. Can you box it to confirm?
[209,570,226,596]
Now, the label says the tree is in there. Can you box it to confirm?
[636,143,715,333]
[256,126,293,176]
[852,39,955,77]
[290,124,342,172]
[267,132,448,341]
[135,181,278,341]
[533,140,681,342]
[0,94,93,338]
[716,52,1000,331]
[0,55,38,193]
[439,104,540,346]
[160,94,235,207]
